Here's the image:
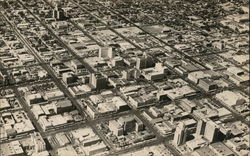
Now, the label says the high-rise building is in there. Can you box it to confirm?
[136,55,155,70]
[71,60,85,73]
[31,132,46,153]
[90,73,108,90]
[135,116,144,132]
[122,69,134,80]
[0,71,5,85]
[62,72,78,86]
[204,120,219,143]
[109,120,124,136]
[173,122,187,146]
[109,115,142,136]
[99,46,115,59]
[118,115,136,134]
[196,119,207,136]
[53,4,65,21]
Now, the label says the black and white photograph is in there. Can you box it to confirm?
[0,0,249,156]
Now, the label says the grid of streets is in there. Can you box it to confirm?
[0,0,249,156]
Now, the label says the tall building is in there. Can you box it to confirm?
[62,72,78,86]
[118,116,136,134]
[173,122,187,146]
[99,46,115,59]
[90,73,108,90]
[136,55,155,70]
[0,71,5,85]
[109,115,143,136]
[122,69,134,80]
[71,60,85,73]
[196,119,207,136]
[53,4,65,21]
[204,120,219,143]
[109,120,124,136]
[31,132,46,153]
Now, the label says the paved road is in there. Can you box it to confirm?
[1,7,117,152]
[87,0,249,126]
[18,0,95,73]
[92,0,209,71]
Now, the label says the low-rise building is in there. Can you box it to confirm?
[227,67,249,85]
[215,91,246,107]
[25,93,46,106]
[209,142,235,156]
[0,98,10,111]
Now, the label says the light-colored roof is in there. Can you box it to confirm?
[0,98,10,109]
